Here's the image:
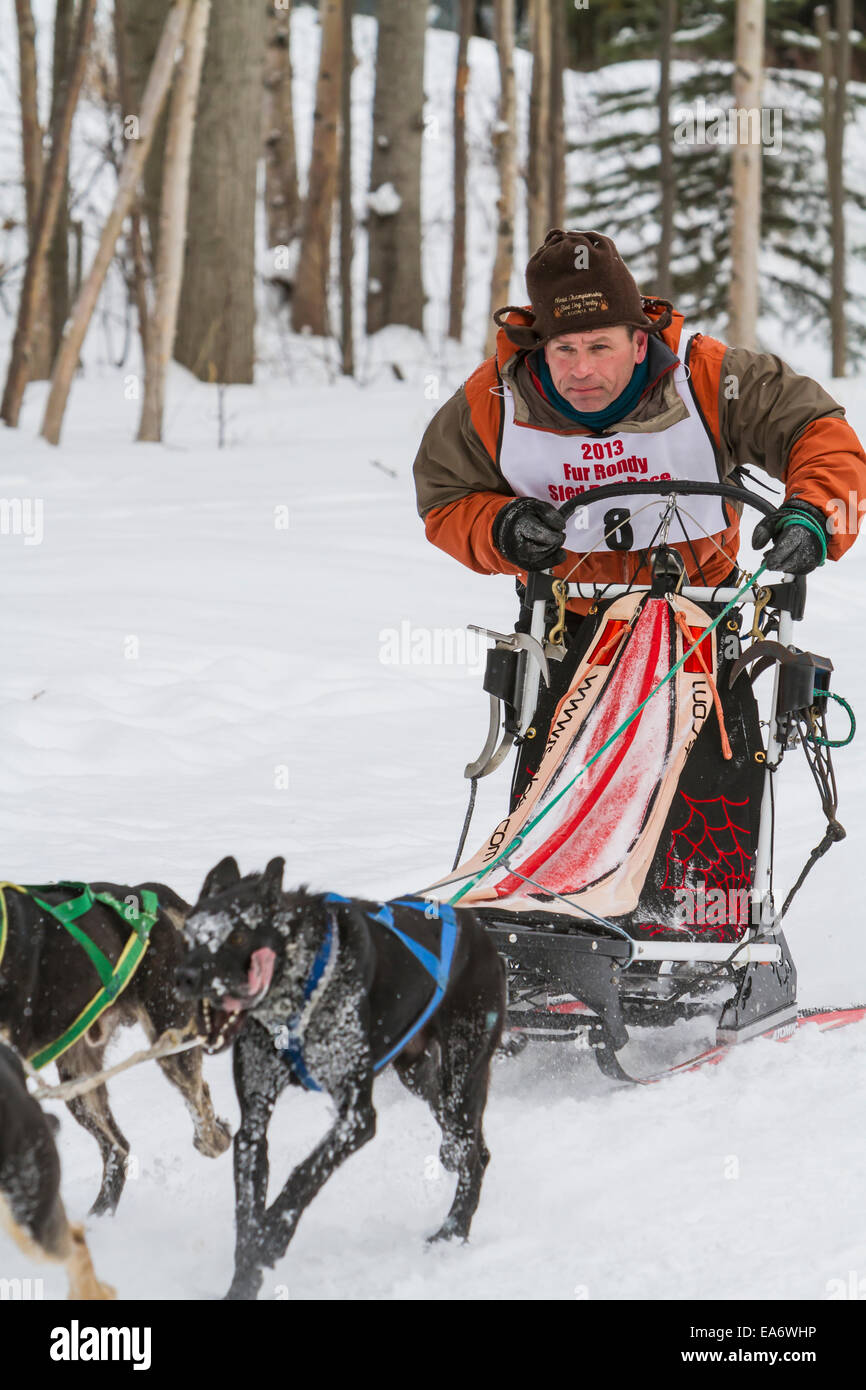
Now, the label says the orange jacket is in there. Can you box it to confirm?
[413,305,866,610]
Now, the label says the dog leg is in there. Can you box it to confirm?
[58,1064,131,1217]
[64,1221,116,1301]
[393,1039,441,1109]
[136,1006,232,1158]
[156,1047,232,1158]
[428,1017,498,1244]
[225,1024,289,1302]
[0,1192,115,1300]
[259,1076,376,1275]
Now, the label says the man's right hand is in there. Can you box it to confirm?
[492,497,567,571]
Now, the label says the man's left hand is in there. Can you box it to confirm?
[751,499,828,575]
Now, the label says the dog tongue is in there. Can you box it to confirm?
[222,947,276,1012]
[248,947,276,996]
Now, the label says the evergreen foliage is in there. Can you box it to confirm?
[571,0,866,358]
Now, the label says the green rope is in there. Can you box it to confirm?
[808,691,856,748]
[778,511,827,565]
[448,564,769,906]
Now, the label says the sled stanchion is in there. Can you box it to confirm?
[447,564,770,908]
[752,594,793,930]
[517,593,550,735]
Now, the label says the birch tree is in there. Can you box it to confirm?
[40,0,192,444]
[817,1,851,376]
[2,0,97,427]
[548,0,565,232]
[527,0,552,254]
[14,0,54,379]
[727,0,765,348]
[48,0,76,361]
[656,0,676,299]
[486,0,516,357]
[448,0,473,342]
[138,0,210,441]
[339,0,354,375]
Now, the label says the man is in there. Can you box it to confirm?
[413,229,866,605]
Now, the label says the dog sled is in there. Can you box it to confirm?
[423,480,864,1082]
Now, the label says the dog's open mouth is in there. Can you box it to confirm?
[199,948,276,1053]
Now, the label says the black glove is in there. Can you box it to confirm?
[492,497,567,571]
[751,499,828,575]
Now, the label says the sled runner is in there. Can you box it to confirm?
[421,481,861,1082]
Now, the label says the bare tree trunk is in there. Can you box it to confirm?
[448,0,472,342]
[339,0,354,375]
[2,0,96,428]
[485,0,516,357]
[656,0,676,298]
[15,0,54,379]
[527,0,552,254]
[48,0,75,362]
[40,0,191,445]
[264,0,300,248]
[113,0,151,365]
[120,0,172,272]
[174,0,267,383]
[830,0,851,376]
[727,0,764,349]
[365,0,427,334]
[138,0,210,441]
[292,0,342,335]
[15,0,43,239]
[816,6,834,146]
[548,0,565,230]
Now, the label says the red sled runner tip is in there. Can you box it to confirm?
[593,1006,866,1086]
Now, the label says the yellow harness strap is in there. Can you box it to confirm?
[0,882,28,973]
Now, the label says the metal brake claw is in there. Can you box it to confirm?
[728,639,798,689]
[463,629,551,779]
[467,627,551,687]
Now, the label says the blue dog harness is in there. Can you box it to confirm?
[276,897,459,1092]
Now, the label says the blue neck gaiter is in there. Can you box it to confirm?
[532,349,650,429]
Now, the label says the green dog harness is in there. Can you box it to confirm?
[0,881,160,1070]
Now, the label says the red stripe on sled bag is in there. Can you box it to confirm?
[495,600,668,895]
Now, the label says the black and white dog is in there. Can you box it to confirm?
[177,856,505,1301]
[0,1043,115,1299]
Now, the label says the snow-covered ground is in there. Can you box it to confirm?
[1,4,866,1303]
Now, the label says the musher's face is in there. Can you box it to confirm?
[544,326,648,412]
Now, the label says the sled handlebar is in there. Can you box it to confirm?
[557,479,779,522]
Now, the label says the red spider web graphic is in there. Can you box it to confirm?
[657,793,753,936]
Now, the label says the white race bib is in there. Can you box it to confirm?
[498,360,727,552]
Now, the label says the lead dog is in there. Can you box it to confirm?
[0,1043,114,1299]
[177,856,505,1301]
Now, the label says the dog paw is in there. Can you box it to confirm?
[194,1116,233,1158]
[426,1220,468,1245]
[88,1194,120,1219]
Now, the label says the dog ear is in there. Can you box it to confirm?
[260,856,285,900]
[199,855,241,901]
